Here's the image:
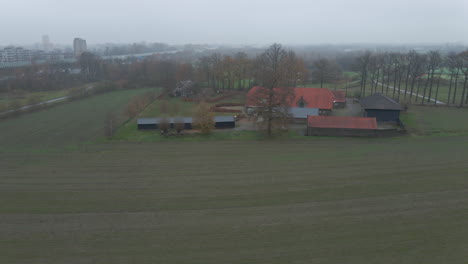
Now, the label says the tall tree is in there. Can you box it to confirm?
[426,50,441,103]
[253,43,296,136]
[79,52,102,81]
[355,51,372,97]
[459,51,468,106]
[447,53,459,105]
[312,58,342,88]
[408,52,426,103]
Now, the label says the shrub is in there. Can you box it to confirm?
[209,107,242,113]
[214,103,244,107]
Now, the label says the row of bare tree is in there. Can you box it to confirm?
[196,51,308,92]
[355,50,468,106]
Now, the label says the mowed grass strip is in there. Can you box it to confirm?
[0,88,156,151]
[0,137,467,263]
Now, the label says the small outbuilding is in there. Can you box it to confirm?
[360,93,403,122]
[306,115,378,137]
[137,118,158,130]
[214,116,236,129]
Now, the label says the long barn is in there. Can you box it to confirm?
[137,116,235,130]
[306,116,378,137]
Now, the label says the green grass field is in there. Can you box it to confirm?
[401,106,468,135]
[0,89,70,111]
[1,137,468,263]
[0,88,156,152]
[0,82,104,111]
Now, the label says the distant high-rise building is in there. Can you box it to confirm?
[73,38,87,57]
[0,46,34,64]
[42,35,52,51]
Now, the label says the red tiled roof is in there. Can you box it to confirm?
[246,87,333,110]
[307,116,378,129]
[331,90,346,103]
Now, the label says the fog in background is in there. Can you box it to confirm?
[2,0,468,46]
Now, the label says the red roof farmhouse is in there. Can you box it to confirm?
[246,87,343,115]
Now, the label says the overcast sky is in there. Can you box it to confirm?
[2,0,467,46]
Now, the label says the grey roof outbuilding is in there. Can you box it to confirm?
[214,116,235,122]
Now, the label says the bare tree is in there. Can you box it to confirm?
[408,52,426,103]
[80,52,102,81]
[355,51,372,97]
[104,112,119,139]
[283,51,309,87]
[459,51,468,106]
[426,50,442,103]
[368,54,383,94]
[253,43,296,136]
[447,53,459,105]
[312,58,342,88]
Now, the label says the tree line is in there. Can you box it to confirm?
[355,50,468,106]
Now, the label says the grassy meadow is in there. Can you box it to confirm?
[401,106,468,135]
[0,87,157,152]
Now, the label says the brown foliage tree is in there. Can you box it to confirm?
[158,117,171,135]
[192,102,214,134]
[174,117,185,134]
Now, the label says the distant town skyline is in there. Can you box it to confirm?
[1,0,467,46]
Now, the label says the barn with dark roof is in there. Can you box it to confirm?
[360,93,403,122]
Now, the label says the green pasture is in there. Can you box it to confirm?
[0,89,70,111]
[0,88,156,152]
[401,106,468,135]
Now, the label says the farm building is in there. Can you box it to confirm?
[137,118,158,130]
[330,90,346,108]
[173,80,195,97]
[214,116,236,128]
[137,117,193,130]
[360,93,403,122]
[306,115,378,137]
[246,87,335,115]
[137,116,235,130]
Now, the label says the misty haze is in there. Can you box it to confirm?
[1,1,468,263]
